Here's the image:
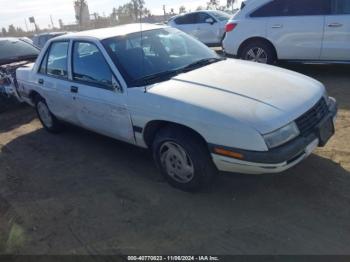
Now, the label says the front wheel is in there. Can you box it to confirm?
[153,126,217,192]
[35,97,62,133]
[240,41,276,64]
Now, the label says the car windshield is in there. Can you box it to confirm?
[0,39,39,64]
[210,11,232,21]
[102,27,220,87]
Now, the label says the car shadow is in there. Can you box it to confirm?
[0,105,36,133]
[1,124,350,254]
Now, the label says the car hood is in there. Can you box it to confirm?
[145,59,325,134]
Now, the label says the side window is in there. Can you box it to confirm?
[287,0,331,16]
[332,0,350,14]
[174,16,184,25]
[38,51,49,74]
[250,0,286,17]
[196,13,212,23]
[72,42,114,89]
[175,14,196,24]
[251,0,330,17]
[47,41,69,78]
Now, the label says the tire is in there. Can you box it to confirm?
[35,96,62,133]
[152,126,217,192]
[240,40,276,64]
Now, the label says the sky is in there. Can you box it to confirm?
[0,0,242,30]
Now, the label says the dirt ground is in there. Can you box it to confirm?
[0,64,349,255]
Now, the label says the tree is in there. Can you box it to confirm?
[196,6,204,11]
[8,24,16,36]
[226,0,235,11]
[131,0,145,19]
[179,6,186,14]
[1,28,6,36]
[116,0,150,23]
[207,0,220,9]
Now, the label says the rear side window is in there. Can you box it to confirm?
[72,41,114,89]
[47,41,69,78]
[174,14,196,24]
[196,12,212,23]
[251,0,331,17]
[332,0,350,14]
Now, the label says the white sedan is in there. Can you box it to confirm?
[168,10,231,46]
[16,24,337,191]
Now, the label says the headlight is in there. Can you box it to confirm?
[323,89,331,106]
[263,122,300,149]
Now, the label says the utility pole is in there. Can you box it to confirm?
[24,19,29,32]
[50,15,55,29]
[79,0,84,27]
[163,5,166,21]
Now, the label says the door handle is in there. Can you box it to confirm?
[70,86,79,93]
[38,79,44,85]
[272,24,283,29]
[328,23,343,28]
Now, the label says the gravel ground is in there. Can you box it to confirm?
[0,63,349,255]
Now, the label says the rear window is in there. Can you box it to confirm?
[251,0,331,17]
[0,39,39,62]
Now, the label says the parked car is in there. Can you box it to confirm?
[223,0,350,64]
[168,10,232,46]
[19,37,34,45]
[0,37,40,108]
[33,32,68,49]
[15,24,337,191]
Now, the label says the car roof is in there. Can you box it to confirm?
[55,23,166,41]
[0,37,24,42]
[169,10,228,20]
[35,32,66,37]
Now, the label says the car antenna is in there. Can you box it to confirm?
[139,8,147,93]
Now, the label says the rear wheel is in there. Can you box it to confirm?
[35,97,62,133]
[240,40,276,64]
[152,126,217,191]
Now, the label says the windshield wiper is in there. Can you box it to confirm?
[181,57,225,72]
[133,70,180,86]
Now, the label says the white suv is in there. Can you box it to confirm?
[223,0,350,64]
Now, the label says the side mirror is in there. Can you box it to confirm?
[112,75,122,93]
[205,18,215,25]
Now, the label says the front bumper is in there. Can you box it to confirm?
[212,97,338,175]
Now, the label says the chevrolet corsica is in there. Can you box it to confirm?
[15,24,337,191]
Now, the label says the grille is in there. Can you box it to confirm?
[295,98,329,137]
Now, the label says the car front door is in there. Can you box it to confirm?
[70,41,134,143]
[257,0,329,60]
[321,0,350,60]
[173,14,199,40]
[194,12,220,45]
[37,40,79,124]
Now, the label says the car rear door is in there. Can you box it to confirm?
[70,40,134,143]
[37,40,79,124]
[254,0,329,60]
[321,0,350,60]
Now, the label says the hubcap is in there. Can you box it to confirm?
[37,101,53,128]
[245,47,268,63]
[159,142,194,184]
